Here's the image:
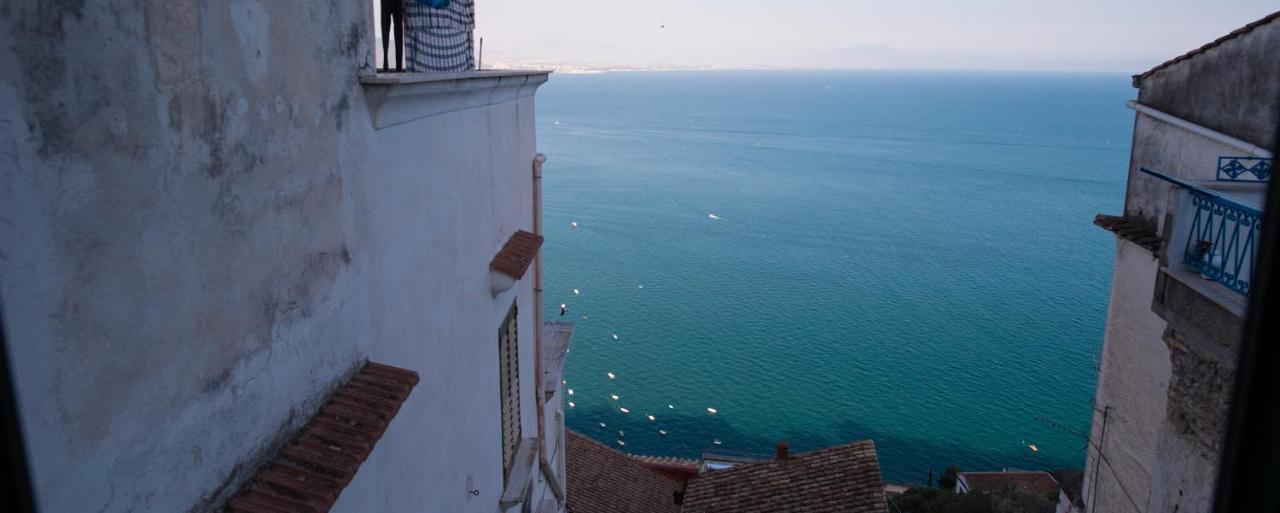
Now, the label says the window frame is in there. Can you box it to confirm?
[498,300,522,479]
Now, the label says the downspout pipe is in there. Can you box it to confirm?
[531,153,564,504]
[532,153,549,493]
[1126,100,1273,158]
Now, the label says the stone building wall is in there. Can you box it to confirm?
[1135,14,1280,149]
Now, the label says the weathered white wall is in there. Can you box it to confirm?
[1145,268,1244,513]
[1081,238,1170,513]
[323,86,544,513]
[1122,114,1248,234]
[1134,18,1279,150]
[0,1,551,512]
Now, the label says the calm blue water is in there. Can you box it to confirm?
[537,71,1133,484]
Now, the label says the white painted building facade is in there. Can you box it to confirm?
[1082,13,1276,513]
[0,2,566,512]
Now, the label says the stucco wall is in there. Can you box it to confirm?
[1081,239,1170,513]
[1144,269,1244,513]
[1134,16,1280,149]
[0,1,549,512]
[1122,115,1245,233]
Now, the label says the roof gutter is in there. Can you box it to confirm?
[1126,100,1273,158]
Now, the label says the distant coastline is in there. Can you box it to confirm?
[481,58,1142,75]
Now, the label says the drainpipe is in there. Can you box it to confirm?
[532,153,549,493]
[1126,100,1273,157]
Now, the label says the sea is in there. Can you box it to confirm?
[536,70,1134,484]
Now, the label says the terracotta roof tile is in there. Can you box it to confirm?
[681,440,888,513]
[631,454,702,483]
[490,230,543,280]
[566,430,683,513]
[630,454,701,471]
[1094,214,1161,252]
[226,362,418,513]
[958,471,1060,496]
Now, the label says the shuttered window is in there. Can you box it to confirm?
[498,301,521,478]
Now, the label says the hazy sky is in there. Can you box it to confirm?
[475,0,1277,72]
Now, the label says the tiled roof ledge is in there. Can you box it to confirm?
[490,230,543,295]
[1094,214,1161,253]
[360,70,550,129]
[226,361,419,513]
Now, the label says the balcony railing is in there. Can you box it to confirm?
[1216,156,1271,182]
[1141,168,1263,297]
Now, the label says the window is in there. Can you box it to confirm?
[498,301,521,478]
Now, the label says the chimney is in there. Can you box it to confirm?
[776,441,789,461]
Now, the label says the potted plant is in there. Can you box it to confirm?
[1192,240,1221,279]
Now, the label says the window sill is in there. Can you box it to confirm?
[359,70,551,129]
[541,322,575,403]
[499,437,541,510]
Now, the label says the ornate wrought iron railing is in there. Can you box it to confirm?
[1216,156,1271,182]
[1141,168,1263,297]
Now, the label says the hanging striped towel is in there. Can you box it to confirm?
[404,0,476,73]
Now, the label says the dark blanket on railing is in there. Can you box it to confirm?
[404,0,476,73]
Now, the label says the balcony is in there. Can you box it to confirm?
[1140,159,1269,300]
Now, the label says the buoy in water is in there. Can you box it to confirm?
[607,372,616,380]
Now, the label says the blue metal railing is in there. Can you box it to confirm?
[1217,156,1271,182]
[1141,168,1263,297]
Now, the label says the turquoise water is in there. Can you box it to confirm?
[538,71,1133,484]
